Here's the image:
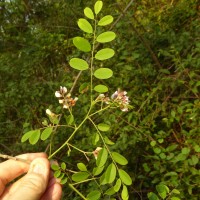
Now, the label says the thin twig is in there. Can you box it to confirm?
[0,153,31,164]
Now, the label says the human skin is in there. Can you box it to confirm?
[0,153,62,200]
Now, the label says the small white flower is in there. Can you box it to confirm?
[55,91,62,98]
[59,99,64,104]
[46,109,53,116]
[61,86,67,94]
[63,104,69,109]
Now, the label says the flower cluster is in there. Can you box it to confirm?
[111,89,130,112]
[98,89,130,112]
[55,86,78,109]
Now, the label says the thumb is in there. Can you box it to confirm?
[10,157,50,200]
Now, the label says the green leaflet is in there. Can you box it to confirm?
[105,163,116,184]
[105,187,116,196]
[73,37,91,52]
[96,31,116,43]
[97,123,110,132]
[94,1,103,15]
[119,169,132,186]
[114,178,122,192]
[72,172,89,182]
[61,162,66,170]
[84,7,94,19]
[95,48,115,60]
[41,127,53,141]
[98,15,113,26]
[112,152,128,165]
[96,148,108,167]
[93,165,104,176]
[78,18,93,33]
[77,163,87,171]
[29,129,40,144]
[94,84,108,93]
[94,68,113,79]
[87,190,101,200]
[21,130,34,142]
[121,185,129,200]
[147,192,159,200]
[69,58,89,70]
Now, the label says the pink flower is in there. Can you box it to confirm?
[55,86,78,109]
[111,89,130,112]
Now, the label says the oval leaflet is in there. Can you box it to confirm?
[94,68,113,79]
[69,58,89,70]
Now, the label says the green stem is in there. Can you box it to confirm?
[90,18,97,103]
[88,117,119,170]
[48,105,93,159]
[71,178,98,186]
[68,184,87,200]
[89,105,110,117]
[68,143,92,154]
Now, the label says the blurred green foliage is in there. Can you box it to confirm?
[0,0,199,199]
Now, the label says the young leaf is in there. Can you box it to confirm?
[156,184,167,199]
[73,37,91,52]
[94,68,113,79]
[60,177,68,185]
[58,172,65,180]
[21,130,34,142]
[72,172,89,182]
[95,48,115,60]
[84,7,94,19]
[112,152,128,165]
[98,15,113,26]
[94,1,103,15]
[97,123,110,132]
[61,162,66,170]
[119,169,132,186]
[104,136,115,145]
[121,185,129,200]
[92,133,100,145]
[105,187,116,196]
[41,127,53,141]
[78,18,93,33]
[94,84,108,93]
[114,178,122,192]
[29,129,40,145]
[105,163,116,184]
[147,192,159,200]
[171,189,180,194]
[77,163,87,171]
[51,164,60,171]
[96,148,108,167]
[96,31,116,43]
[69,58,89,70]
[65,115,74,125]
[86,190,101,200]
[54,170,61,178]
[93,166,104,176]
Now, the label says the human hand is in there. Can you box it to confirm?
[0,153,62,200]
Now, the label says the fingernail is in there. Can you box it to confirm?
[32,163,45,175]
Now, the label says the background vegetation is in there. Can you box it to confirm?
[0,0,199,199]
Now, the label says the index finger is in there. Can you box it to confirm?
[0,152,47,195]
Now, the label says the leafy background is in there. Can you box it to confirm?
[0,0,199,199]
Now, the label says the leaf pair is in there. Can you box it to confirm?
[21,127,53,145]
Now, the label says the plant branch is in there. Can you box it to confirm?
[69,0,135,94]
